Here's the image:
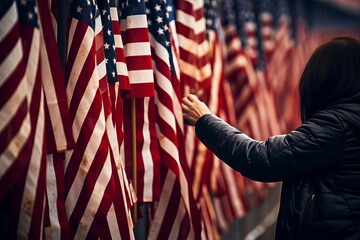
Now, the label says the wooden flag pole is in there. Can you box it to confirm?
[131,98,137,223]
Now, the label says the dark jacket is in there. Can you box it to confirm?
[195,101,360,239]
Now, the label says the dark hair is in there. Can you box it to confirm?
[299,36,360,123]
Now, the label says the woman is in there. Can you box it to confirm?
[182,36,360,239]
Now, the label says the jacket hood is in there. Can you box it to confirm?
[327,93,360,136]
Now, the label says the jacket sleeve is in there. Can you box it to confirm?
[195,113,345,182]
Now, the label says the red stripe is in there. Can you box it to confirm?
[125,55,152,70]
[122,27,150,44]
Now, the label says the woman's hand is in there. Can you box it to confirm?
[182,94,212,126]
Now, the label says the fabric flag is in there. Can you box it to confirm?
[97,1,135,239]
[281,0,311,131]
[0,0,47,238]
[119,0,161,204]
[267,0,295,120]
[38,0,74,154]
[223,0,273,209]
[145,0,201,239]
[256,0,284,137]
[37,0,75,238]
[175,0,212,91]
[119,0,154,98]
[64,0,134,238]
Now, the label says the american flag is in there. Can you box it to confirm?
[119,0,161,204]
[280,0,310,131]
[175,0,212,91]
[64,0,134,238]
[268,0,294,104]
[119,0,154,98]
[37,0,76,238]
[97,1,135,239]
[0,0,47,238]
[145,0,201,239]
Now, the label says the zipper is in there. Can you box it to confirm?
[297,193,316,240]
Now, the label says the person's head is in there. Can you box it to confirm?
[299,36,360,123]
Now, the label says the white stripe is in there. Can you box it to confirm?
[128,70,153,84]
[176,10,206,34]
[18,85,45,238]
[45,154,61,240]
[107,204,122,240]
[208,36,221,113]
[168,198,187,240]
[0,2,17,41]
[97,59,107,81]
[124,42,151,56]
[66,26,93,102]
[0,40,22,88]
[120,15,147,29]
[213,198,228,233]
[94,15,103,37]
[110,7,119,21]
[179,60,212,81]
[177,35,209,57]
[114,34,123,48]
[116,62,129,76]
[141,97,154,201]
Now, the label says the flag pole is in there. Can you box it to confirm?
[131,98,137,223]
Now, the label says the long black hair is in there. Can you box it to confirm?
[299,36,360,123]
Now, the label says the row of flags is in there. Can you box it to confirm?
[0,0,316,239]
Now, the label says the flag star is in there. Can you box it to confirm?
[166,6,172,12]
[147,20,152,26]
[107,29,111,36]
[112,45,115,50]
[105,58,109,64]
[165,41,170,46]
[157,28,164,35]
[20,0,27,5]
[112,71,116,77]
[154,4,161,11]
[156,16,163,23]
[113,58,116,64]
[90,13,93,19]
[102,9,107,15]
[108,14,110,20]
[164,25,169,31]
[145,8,150,14]
[87,0,91,5]
[166,12,169,18]
[76,6,82,13]
[104,42,110,49]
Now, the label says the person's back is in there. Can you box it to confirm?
[276,101,360,239]
[182,36,360,239]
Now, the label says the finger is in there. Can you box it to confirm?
[187,94,199,102]
[182,97,193,108]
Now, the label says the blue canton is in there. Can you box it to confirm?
[17,0,39,28]
[98,0,118,83]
